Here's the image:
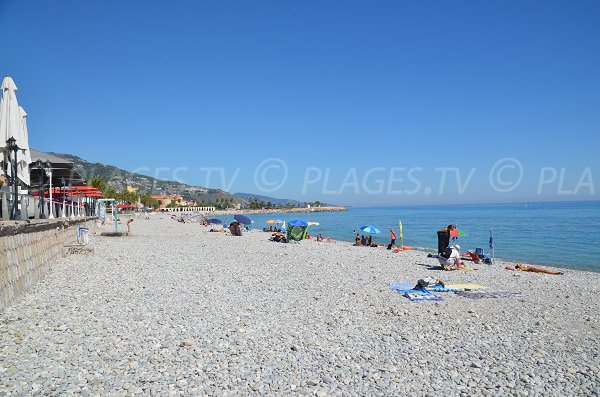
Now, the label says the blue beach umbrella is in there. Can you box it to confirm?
[234,214,252,225]
[360,225,381,235]
[288,220,308,227]
[207,218,223,224]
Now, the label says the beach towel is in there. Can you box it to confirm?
[426,285,465,293]
[456,291,521,299]
[404,290,443,301]
[444,283,487,290]
[389,282,443,301]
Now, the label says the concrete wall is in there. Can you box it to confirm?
[0,218,94,313]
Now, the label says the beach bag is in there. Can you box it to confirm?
[440,247,453,259]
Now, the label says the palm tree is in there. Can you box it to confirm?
[89,176,107,192]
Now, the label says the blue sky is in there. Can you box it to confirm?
[1,1,599,206]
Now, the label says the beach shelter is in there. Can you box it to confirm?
[287,219,310,241]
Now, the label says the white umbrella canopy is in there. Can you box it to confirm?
[0,76,31,186]
[0,77,20,174]
[17,106,31,186]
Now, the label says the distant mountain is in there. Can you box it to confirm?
[233,192,304,206]
[50,152,244,205]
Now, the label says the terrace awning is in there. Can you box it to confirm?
[29,149,85,187]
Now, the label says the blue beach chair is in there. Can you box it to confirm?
[475,248,493,264]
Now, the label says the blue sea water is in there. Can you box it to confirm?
[239,201,600,272]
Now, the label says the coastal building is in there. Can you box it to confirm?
[150,194,184,208]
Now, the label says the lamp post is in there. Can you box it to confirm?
[6,137,20,220]
[35,159,45,218]
[45,160,54,219]
[69,183,74,219]
[60,177,66,218]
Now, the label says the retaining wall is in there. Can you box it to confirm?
[0,218,94,313]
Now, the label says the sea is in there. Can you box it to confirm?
[237,201,600,272]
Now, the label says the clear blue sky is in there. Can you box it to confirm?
[2,1,599,206]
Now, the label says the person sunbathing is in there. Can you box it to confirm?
[507,263,564,275]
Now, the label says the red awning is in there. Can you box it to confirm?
[117,204,136,209]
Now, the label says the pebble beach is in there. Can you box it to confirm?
[1,216,599,397]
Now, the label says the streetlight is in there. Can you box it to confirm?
[68,182,74,219]
[6,137,19,220]
[60,176,66,218]
[45,160,54,219]
[35,159,45,218]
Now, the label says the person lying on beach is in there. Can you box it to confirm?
[506,264,564,275]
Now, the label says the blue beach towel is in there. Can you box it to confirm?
[389,282,443,301]
[426,285,465,293]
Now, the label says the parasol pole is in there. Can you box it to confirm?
[489,228,495,265]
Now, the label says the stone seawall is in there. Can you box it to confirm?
[0,218,94,313]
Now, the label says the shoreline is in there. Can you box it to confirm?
[208,206,347,216]
[162,207,593,273]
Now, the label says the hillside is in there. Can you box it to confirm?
[51,153,244,205]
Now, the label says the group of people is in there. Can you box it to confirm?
[435,223,563,274]
[354,233,378,247]
[269,232,287,243]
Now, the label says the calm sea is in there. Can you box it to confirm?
[237,201,600,272]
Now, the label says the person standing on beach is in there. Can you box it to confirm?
[390,229,396,246]
[126,218,134,236]
[437,224,455,254]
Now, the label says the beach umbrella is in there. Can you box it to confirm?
[0,76,27,183]
[207,218,223,224]
[288,220,308,227]
[450,228,468,237]
[15,106,31,186]
[307,221,320,226]
[266,219,284,224]
[234,214,252,225]
[360,225,380,235]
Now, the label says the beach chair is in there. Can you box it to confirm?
[475,248,493,264]
[475,247,487,259]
